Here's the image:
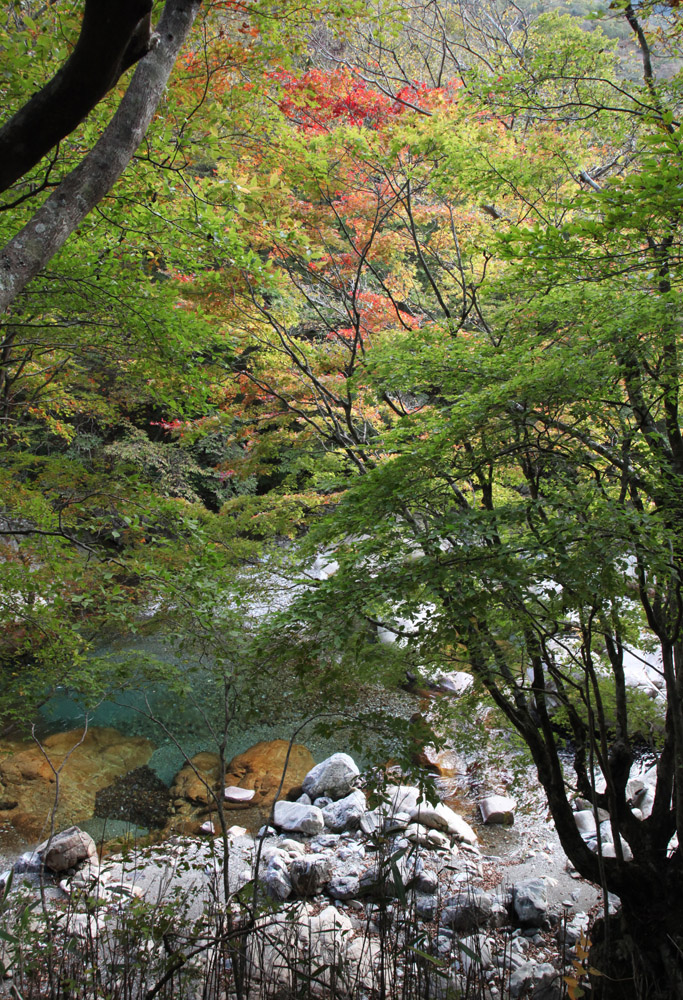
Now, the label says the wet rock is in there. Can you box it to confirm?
[168,740,314,832]
[95,765,170,829]
[302,753,360,801]
[290,854,331,896]
[0,728,153,841]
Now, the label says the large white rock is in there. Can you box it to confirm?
[302,753,360,801]
[273,801,325,835]
[378,784,424,816]
[434,670,474,697]
[322,789,366,832]
[513,878,548,927]
[409,802,478,844]
[479,795,516,825]
[574,810,597,837]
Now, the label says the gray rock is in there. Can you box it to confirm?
[412,869,438,894]
[441,890,493,931]
[574,810,597,837]
[531,971,563,1000]
[383,784,423,816]
[310,833,340,851]
[479,795,516,825]
[383,811,411,834]
[454,934,493,972]
[289,854,331,896]
[415,893,438,921]
[513,878,548,927]
[314,796,333,809]
[328,874,360,900]
[273,801,324,836]
[359,810,382,835]
[263,854,291,900]
[359,865,400,900]
[14,851,42,874]
[510,962,557,998]
[296,792,312,805]
[322,789,367,832]
[302,753,360,801]
[37,827,97,873]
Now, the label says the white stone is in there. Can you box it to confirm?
[273,801,325,835]
[409,802,478,844]
[434,670,474,696]
[224,785,255,803]
[479,795,516,825]
[574,810,597,837]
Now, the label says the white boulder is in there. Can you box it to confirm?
[302,753,360,801]
[273,801,325,836]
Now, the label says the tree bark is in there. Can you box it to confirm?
[0,0,156,196]
[0,0,202,315]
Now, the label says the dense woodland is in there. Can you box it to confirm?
[2,0,683,995]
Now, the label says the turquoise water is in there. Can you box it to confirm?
[33,633,414,786]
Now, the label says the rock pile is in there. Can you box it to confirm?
[3,751,594,999]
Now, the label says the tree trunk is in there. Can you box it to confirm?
[0,0,202,314]
[0,0,154,195]
[589,862,683,999]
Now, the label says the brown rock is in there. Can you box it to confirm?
[167,739,315,833]
[0,727,154,843]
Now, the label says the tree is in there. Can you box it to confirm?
[194,5,683,995]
